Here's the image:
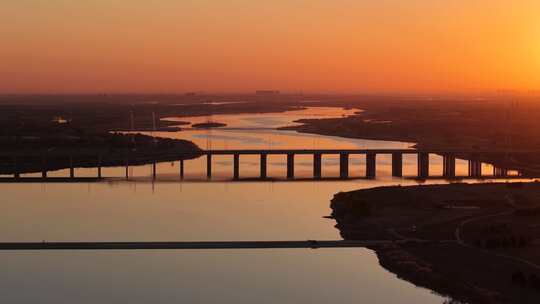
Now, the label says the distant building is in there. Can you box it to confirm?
[256,90,280,95]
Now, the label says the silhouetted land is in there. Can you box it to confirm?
[191,122,227,129]
[0,94,302,132]
[0,94,301,174]
[0,132,201,175]
[331,182,540,304]
[282,96,540,174]
[2,93,540,174]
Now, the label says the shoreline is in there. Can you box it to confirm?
[0,134,202,175]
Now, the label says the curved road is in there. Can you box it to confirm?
[454,196,540,271]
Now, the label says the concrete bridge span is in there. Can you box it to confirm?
[2,149,537,181]
[199,149,524,180]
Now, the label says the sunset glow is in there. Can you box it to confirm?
[5,2,540,302]
[2,0,540,94]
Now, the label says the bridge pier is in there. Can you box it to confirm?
[260,154,267,179]
[41,156,47,179]
[391,153,403,177]
[152,161,157,180]
[339,153,349,179]
[287,153,295,179]
[97,156,102,179]
[180,159,184,180]
[233,154,240,180]
[493,167,507,177]
[442,154,456,178]
[469,160,482,177]
[13,157,20,179]
[125,158,129,180]
[366,153,376,179]
[313,153,322,179]
[418,152,429,178]
[207,154,212,179]
[69,156,74,179]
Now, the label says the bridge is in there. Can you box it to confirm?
[198,149,476,180]
[193,149,526,180]
[0,239,453,251]
[1,148,536,181]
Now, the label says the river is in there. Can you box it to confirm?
[0,106,498,303]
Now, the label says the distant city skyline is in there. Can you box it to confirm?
[2,1,539,94]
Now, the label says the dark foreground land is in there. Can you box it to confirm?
[331,182,540,304]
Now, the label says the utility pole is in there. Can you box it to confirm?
[152,111,158,146]
[130,109,135,146]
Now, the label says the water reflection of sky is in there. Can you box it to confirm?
[156,107,413,151]
[163,106,362,129]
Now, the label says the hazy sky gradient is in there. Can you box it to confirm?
[2,0,539,94]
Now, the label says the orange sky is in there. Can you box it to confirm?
[1,1,539,94]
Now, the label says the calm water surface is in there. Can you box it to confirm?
[0,107,490,303]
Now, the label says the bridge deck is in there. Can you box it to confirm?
[1,149,538,158]
[203,149,418,155]
[200,149,536,155]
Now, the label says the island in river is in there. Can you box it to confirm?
[331,182,540,304]
[191,122,227,129]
